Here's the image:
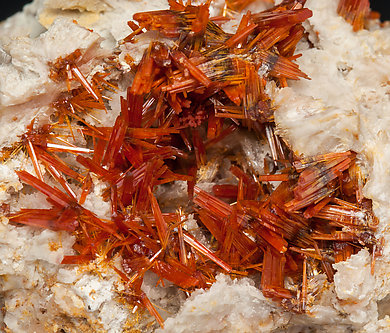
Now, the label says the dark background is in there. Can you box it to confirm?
[372,0,390,20]
[0,0,389,24]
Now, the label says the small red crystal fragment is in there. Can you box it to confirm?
[337,0,370,31]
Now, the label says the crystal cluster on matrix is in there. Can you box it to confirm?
[0,0,389,332]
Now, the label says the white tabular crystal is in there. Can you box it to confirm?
[334,249,375,304]
[333,250,377,325]
[159,274,291,333]
[73,274,118,312]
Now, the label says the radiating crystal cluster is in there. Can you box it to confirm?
[0,0,390,332]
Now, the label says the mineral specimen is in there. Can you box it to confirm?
[1,0,390,332]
